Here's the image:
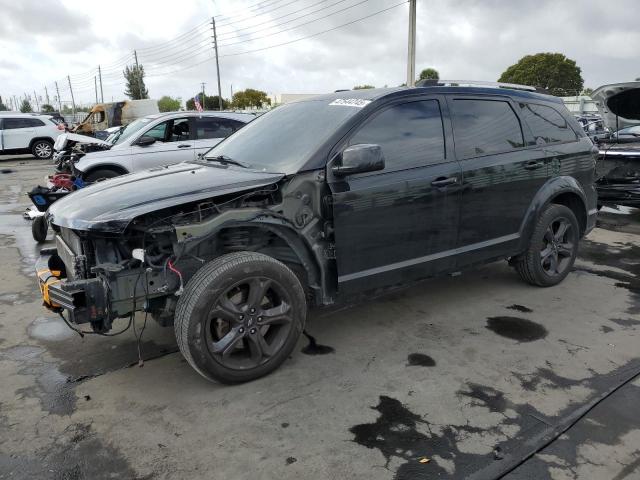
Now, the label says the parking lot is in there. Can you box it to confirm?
[1,155,639,479]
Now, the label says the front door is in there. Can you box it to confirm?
[328,97,462,294]
[193,116,245,157]
[132,117,195,170]
[447,95,551,265]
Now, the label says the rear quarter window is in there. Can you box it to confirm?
[450,99,524,159]
[519,103,577,144]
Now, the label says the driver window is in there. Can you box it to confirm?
[145,121,170,141]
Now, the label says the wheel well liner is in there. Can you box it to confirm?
[550,191,587,235]
[83,164,129,177]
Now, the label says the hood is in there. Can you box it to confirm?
[48,162,284,233]
[592,82,640,130]
[54,133,112,152]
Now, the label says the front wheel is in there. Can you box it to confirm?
[513,204,579,287]
[174,252,307,384]
[32,140,53,159]
[83,169,120,183]
[32,215,48,243]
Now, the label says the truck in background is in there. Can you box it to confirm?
[72,99,159,137]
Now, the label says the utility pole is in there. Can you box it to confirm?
[134,50,145,99]
[33,90,40,110]
[44,86,50,105]
[406,0,417,87]
[67,75,76,116]
[212,16,223,110]
[201,82,206,109]
[94,76,98,104]
[13,95,19,112]
[55,82,62,113]
[98,65,104,103]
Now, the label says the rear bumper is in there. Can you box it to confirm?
[36,248,108,325]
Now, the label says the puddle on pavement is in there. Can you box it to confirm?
[485,316,548,342]
[609,318,640,328]
[28,316,75,342]
[507,304,533,313]
[407,353,436,367]
[301,331,335,355]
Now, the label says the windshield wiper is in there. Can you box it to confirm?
[205,155,248,168]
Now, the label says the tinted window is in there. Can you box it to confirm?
[520,103,577,144]
[195,117,243,140]
[349,100,445,171]
[450,99,524,159]
[3,118,33,129]
[27,118,45,127]
[168,118,190,142]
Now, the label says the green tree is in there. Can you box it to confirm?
[41,103,55,113]
[581,88,593,97]
[418,68,439,81]
[231,89,270,109]
[0,96,7,111]
[20,99,33,113]
[185,93,229,111]
[353,84,375,90]
[157,96,181,112]
[123,64,149,100]
[498,52,583,96]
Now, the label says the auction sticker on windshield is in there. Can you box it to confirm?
[329,98,372,107]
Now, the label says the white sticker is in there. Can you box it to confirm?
[329,98,372,108]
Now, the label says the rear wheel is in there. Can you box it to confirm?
[513,204,579,287]
[83,169,120,183]
[31,140,53,159]
[31,215,48,243]
[174,252,306,384]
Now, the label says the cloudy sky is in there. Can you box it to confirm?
[0,0,638,109]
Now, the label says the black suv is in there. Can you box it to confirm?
[36,84,598,383]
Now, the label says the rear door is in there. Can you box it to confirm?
[193,116,245,157]
[2,117,35,149]
[131,117,195,171]
[448,95,550,265]
[329,96,463,294]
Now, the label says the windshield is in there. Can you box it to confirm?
[110,117,155,145]
[201,99,364,174]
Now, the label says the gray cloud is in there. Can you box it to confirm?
[1,0,638,106]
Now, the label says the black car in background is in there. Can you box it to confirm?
[36,83,597,383]
[592,82,640,208]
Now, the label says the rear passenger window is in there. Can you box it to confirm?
[519,103,577,144]
[349,100,445,171]
[450,99,524,159]
[195,117,243,140]
[26,118,45,127]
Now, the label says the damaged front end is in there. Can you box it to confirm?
[36,162,332,334]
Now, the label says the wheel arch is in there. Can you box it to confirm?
[518,176,589,251]
[180,219,325,305]
[28,136,55,149]
[82,163,129,178]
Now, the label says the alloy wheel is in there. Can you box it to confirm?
[540,217,575,276]
[205,276,294,370]
[34,142,52,158]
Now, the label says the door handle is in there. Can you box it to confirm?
[524,161,544,170]
[177,144,192,148]
[431,177,458,187]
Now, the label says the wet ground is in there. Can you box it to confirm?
[1,155,639,479]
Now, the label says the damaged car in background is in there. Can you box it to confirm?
[592,81,640,207]
[36,84,597,383]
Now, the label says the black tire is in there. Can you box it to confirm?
[32,215,48,243]
[514,204,580,287]
[83,169,120,183]
[31,140,54,159]
[174,251,307,384]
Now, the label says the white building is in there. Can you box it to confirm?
[268,93,322,105]
[560,95,599,115]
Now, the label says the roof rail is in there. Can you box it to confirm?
[415,79,537,92]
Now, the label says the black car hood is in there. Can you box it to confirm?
[48,162,284,233]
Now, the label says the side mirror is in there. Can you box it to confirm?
[136,135,156,147]
[332,144,385,177]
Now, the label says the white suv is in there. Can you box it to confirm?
[0,113,64,159]
[70,111,254,182]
